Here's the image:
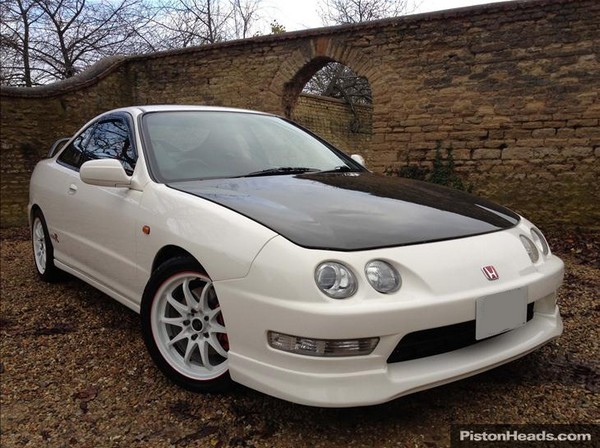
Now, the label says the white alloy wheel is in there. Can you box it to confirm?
[150,271,229,381]
[32,217,47,274]
[31,210,61,282]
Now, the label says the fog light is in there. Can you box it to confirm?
[267,331,378,357]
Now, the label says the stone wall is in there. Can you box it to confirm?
[293,94,372,155]
[1,0,599,229]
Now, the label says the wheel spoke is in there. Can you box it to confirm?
[160,316,186,327]
[183,339,197,365]
[210,321,226,334]
[198,340,212,370]
[206,307,221,320]
[207,308,226,333]
[166,292,188,315]
[207,333,228,358]
[167,328,188,347]
[197,283,212,312]
[182,279,198,312]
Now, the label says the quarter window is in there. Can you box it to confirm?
[57,125,94,169]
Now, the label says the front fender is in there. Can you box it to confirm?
[136,183,278,283]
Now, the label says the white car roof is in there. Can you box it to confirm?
[110,104,271,116]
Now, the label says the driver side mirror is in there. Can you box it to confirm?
[80,159,131,188]
[351,154,366,168]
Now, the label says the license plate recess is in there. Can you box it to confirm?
[476,287,528,340]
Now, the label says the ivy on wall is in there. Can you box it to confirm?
[386,141,472,192]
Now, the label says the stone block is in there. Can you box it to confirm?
[502,147,533,160]
[472,149,502,159]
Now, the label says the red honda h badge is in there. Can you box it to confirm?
[482,265,499,281]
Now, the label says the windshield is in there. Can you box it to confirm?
[141,111,361,182]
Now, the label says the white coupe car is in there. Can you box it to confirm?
[29,105,563,407]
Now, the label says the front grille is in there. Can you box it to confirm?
[387,302,535,363]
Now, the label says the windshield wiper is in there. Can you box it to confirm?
[240,167,319,177]
[316,165,360,174]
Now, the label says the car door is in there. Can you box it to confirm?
[53,114,143,300]
[47,122,95,266]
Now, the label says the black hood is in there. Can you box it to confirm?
[169,173,519,251]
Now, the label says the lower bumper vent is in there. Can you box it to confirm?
[387,302,535,363]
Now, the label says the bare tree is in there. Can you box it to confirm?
[304,62,372,105]
[157,0,231,47]
[1,0,43,86]
[231,0,261,39]
[151,0,262,49]
[319,0,414,25]
[0,0,263,86]
[303,60,373,107]
[35,0,150,79]
[1,0,154,85]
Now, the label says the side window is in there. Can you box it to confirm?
[85,118,137,175]
[57,125,94,169]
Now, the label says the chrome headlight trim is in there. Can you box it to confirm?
[365,260,401,294]
[314,261,357,299]
[520,234,540,263]
[530,227,550,256]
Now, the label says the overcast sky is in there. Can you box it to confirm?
[263,0,509,31]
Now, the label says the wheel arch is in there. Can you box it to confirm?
[30,204,42,225]
[152,245,207,274]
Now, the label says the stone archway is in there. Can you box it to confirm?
[282,56,335,118]
[270,36,396,163]
[271,37,389,116]
[290,58,374,157]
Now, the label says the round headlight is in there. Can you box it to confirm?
[365,260,401,294]
[315,262,357,299]
[520,235,540,263]
[530,227,549,256]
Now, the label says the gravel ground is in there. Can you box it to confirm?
[1,227,598,448]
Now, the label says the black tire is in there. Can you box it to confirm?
[31,210,62,282]
[141,256,232,393]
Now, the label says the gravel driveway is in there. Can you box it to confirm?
[1,227,598,448]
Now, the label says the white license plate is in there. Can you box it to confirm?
[476,287,528,340]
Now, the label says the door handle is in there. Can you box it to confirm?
[68,184,78,194]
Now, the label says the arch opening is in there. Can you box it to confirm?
[283,57,373,158]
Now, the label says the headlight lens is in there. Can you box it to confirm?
[365,260,401,293]
[520,235,540,263]
[315,262,357,299]
[530,227,550,256]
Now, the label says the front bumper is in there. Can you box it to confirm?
[215,225,564,407]
[229,306,561,407]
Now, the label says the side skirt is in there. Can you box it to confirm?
[54,260,141,314]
